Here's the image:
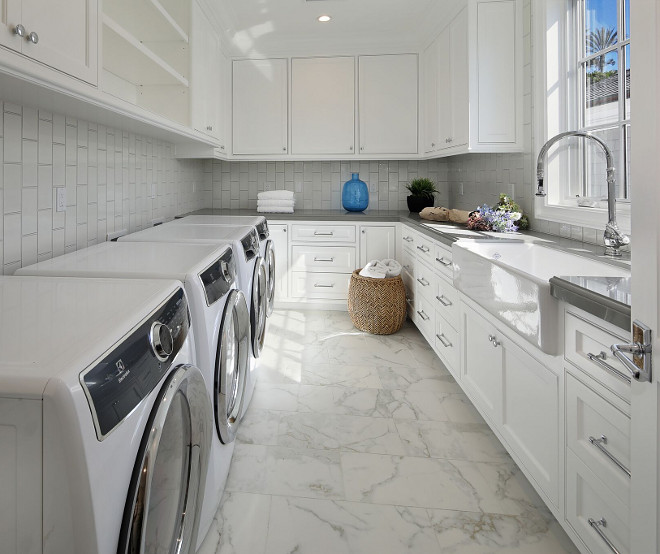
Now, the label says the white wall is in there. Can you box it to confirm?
[0,101,210,274]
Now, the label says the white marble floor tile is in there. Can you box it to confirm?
[226,444,345,500]
[196,492,271,554]
[236,408,281,446]
[395,420,511,461]
[297,385,384,417]
[250,383,299,411]
[377,365,461,393]
[278,412,408,455]
[427,508,579,554]
[378,390,482,421]
[266,496,440,554]
[301,363,382,389]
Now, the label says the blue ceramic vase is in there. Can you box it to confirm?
[341,173,369,212]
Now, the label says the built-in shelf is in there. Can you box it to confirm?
[104,0,189,43]
[103,15,189,87]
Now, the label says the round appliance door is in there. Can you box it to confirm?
[215,289,250,444]
[264,239,276,317]
[118,364,211,554]
[250,257,268,358]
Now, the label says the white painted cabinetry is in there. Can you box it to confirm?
[291,56,355,156]
[269,223,289,304]
[359,225,396,267]
[358,54,418,155]
[232,58,288,155]
[0,0,98,84]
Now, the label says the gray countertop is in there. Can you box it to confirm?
[184,208,632,325]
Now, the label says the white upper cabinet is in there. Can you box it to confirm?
[191,1,226,147]
[0,0,98,84]
[291,56,355,156]
[233,58,288,155]
[358,54,418,155]
[423,0,522,156]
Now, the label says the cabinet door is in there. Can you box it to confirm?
[449,7,469,147]
[435,26,452,151]
[359,225,396,267]
[291,56,355,155]
[269,224,289,301]
[0,1,22,51]
[233,58,288,155]
[358,54,418,155]
[422,39,439,153]
[21,0,98,84]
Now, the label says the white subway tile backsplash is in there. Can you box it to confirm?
[4,164,21,213]
[38,209,52,255]
[21,187,37,235]
[22,107,38,141]
[21,233,37,266]
[4,111,22,163]
[4,213,21,263]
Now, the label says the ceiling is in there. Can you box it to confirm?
[211,0,463,57]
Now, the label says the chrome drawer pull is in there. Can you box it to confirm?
[403,236,414,242]
[416,277,429,287]
[416,310,430,321]
[436,295,452,307]
[416,245,430,253]
[313,257,335,262]
[436,333,452,348]
[588,518,621,554]
[314,283,335,288]
[403,264,411,271]
[435,257,452,266]
[488,335,501,347]
[587,351,632,385]
[314,231,334,236]
[589,435,631,478]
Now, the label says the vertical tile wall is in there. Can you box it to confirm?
[211,159,450,211]
[1,102,209,274]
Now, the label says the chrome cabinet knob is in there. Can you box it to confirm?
[283,146,287,151]
[349,146,353,151]
[27,31,38,44]
[14,24,26,37]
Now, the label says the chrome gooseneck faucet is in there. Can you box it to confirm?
[536,131,630,257]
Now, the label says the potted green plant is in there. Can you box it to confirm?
[405,178,438,213]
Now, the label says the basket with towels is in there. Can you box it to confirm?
[257,190,295,213]
[348,259,406,335]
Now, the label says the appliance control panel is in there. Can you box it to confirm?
[200,248,236,306]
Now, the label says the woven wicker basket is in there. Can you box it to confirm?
[348,270,407,335]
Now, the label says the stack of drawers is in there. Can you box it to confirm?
[289,223,356,300]
[564,309,631,554]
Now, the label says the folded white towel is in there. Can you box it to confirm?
[257,206,294,213]
[257,199,295,208]
[359,260,388,279]
[258,190,295,200]
[381,259,402,278]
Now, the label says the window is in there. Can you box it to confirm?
[575,0,631,201]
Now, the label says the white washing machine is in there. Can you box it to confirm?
[16,241,251,548]
[172,215,276,316]
[0,276,211,554]
[118,224,267,416]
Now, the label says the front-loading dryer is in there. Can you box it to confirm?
[16,241,252,548]
[0,276,210,554]
[172,215,276,316]
[118,223,267,416]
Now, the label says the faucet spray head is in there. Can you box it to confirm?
[535,176,546,197]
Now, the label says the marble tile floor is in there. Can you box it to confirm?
[198,310,579,554]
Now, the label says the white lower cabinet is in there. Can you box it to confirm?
[290,272,350,300]
[269,223,289,303]
[359,225,396,267]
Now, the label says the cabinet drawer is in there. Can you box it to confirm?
[414,259,436,302]
[434,274,459,329]
[413,233,434,264]
[565,311,631,403]
[291,224,356,242]
[290,272,350,299]
[434,243,454,280]
[566,373,630,504]
[434,313,459,374]
[566,450,630,554]
[400,247,415,277]
[413,292,435,341]
[401,228,416,252]
[291,246,356,273]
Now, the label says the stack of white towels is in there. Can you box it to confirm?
[257,190,295,213]
[359,259,402,279]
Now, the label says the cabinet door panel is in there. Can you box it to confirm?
[233,58,288,155]
[358,54,418,155]
[22,0,98,84]
[269,224,289,301]
[291,56,354,155]
[435,27,452,150]
[359,225,396,267]
[449,7,468,147]
[422,39,438,153]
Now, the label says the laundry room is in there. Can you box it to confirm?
[0,0,656,553]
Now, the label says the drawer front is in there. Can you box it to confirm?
[413,292,435,341]
[401,228,416,252]
[566,450,630,554]
[434,274,459,329]
[434,312,459,374]
[400,247,415,278]
[414,259,436,303]
[566,373,630,504]
[565,311,631,403]
[413,233,434,264]
[291,224,356,242]
[434,243,454,280]
[290,272,350,299]
[291,245,356,273]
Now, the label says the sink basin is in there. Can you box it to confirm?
[452,241,630,354]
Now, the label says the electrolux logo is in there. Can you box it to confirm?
[116,359,131,383]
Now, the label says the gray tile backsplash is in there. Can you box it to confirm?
[1,102,209,274]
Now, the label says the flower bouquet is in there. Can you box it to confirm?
[467,194,529,233]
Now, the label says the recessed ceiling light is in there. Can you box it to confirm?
[318,15,331,22]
